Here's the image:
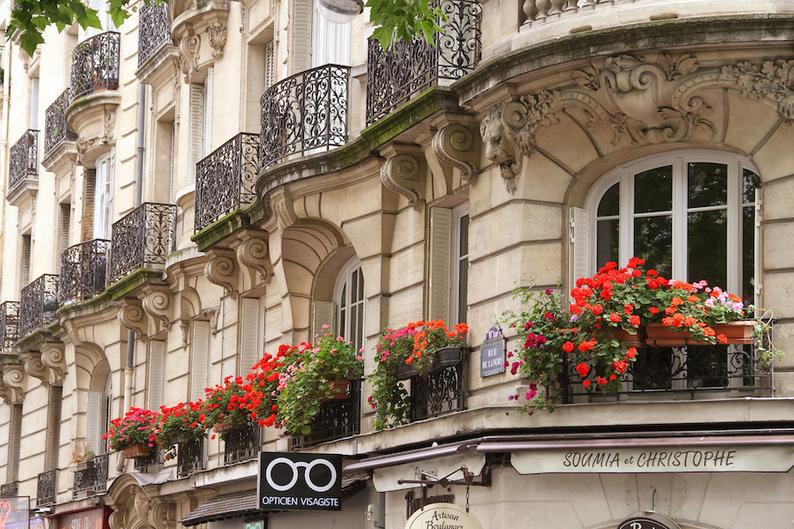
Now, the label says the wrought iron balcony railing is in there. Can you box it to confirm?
[177,438,205,478]
[366,0,482,124]
[44,89,76,158]
[19,274,59,340]
[290,381,361,450]
[564,344,774,401]
[406,349,467,422]
[260,64,350,169]
[138,2,172,69]
[195,133,259,232]
[73,453,108,498]
[109,203,176,284]
[0,481,18,497]
[36,469,57,506]
[70,32,121,102]
[8,129,39,195]
[59,239,110,303]
[223,424,261,465]
[0,302,20,353]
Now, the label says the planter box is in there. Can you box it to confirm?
[396,347,466,380]
[122,444,151,459]
[323,379,351,401]
[605,327,643,348]
[646,321,754,347]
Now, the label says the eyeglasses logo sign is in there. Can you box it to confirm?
[257,452,343,511]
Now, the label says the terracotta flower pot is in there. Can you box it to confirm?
[606,327,643,348]
[213,421,233,435]
[123,444,151,459]
[645,321,754,347]
[324,379,351,401]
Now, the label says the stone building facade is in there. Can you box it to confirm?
[0,0,793,528]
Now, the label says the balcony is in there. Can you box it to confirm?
[290,381,361,450]
[564,344,773,402]
[109,203,176,284]
[0,302,20,354]
[19,275,59,341]
[43,89,77,169]
[7,129,39,203]
[59,240,110,304]
[36,470,57,507]
[195,133,259,232]
[176,438,205,478]
[366,0,482,124]
[73,453,108,498]
[138,3,172,70]
[0,481,18,497]
[70,32,121,102]
[399,348,467,422]
[260,64,350,170]
[223,424,261,465]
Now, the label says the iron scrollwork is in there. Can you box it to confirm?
[70,32,121,101]
[0,481,18,498]
[109,202,177,283]
[44,89,76,158]
[176,437,205,478]
[72,453,108,497]
[366,0,482,124]
[19,275,60,340]
[290,381,361,449]
[402,348,467,422]
[36,469,57,507]
[138,3,172,69]
[0,302,20,353]
[59,239,111,303]
[223,424,261,465]
[8,130,39,195]
[195,133,260,232]
[260,64,350,169]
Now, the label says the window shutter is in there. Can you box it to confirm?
[239,298,260,373]
[147,341,165,410]
[754,189,762,307]
[82,169,96,241]
[569,207,591,288]
[169,123,177,202]
[7,404,22,480]
[190,320,210,401]
[188,84,205,184]
[290,0,312,74]
[30,78,39,129]
[264,40,275,89]
[20,234,32,287]
[203,68,214,156]
[311,301,336,341]
[45,385,63,470]
[85,391,102,455]
[58,203,71,262]
[428,208,452,321]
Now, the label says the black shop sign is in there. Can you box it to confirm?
[257,452,343,511]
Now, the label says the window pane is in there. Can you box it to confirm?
[351,271,358,304]
[458,257,468,323]
[688,209,727,287]
[743,168,760,204]
[634,166,672,213]
[634,215,672,277]
[688,163,727,208]
[597,183,619,217]
[743,205,755,303]
[459,215,469,257]
[596,219,619,269]
[356,269,364,302]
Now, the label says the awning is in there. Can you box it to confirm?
[181,472,370,525]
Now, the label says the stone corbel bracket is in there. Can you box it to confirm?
[118,299,148,338]
[0,361,26,403]
[431,114,481,185]
[379,143,427,210]
[205,248,239,296]
[142,288,173,338]
[40,342,67,385]
[236,231,274,288]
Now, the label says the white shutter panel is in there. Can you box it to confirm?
[428,208,452,321]
[190,320,210,401]
[264,41,275,88]
[203,68,214,156]
[85,391,102,455]
[239,298,260,372]
[30,78,39,129]
[20,234,32,287]
[291,0,312,74]
[147,341,166,409]
[46,385,63,470]
[570,206,591,288]
[311,301,337,341]
[754,189,762,308]
[188,84,205,184]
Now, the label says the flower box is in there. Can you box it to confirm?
[646,321,754,347]
[122,444,151,459]
[606,328,643,348]
[396,347,466,380]
[323,379,351,401]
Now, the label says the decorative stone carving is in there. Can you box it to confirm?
[379,143,426,210]
[202,308,220,335]
[118,300,148,337]
[142,289,172,337]
[237,235,273,284]
[0,362,26,403]
[40,342,67,385]
[179,34,201,82]
[432,121,480,184]
[207,22,227,59]
[205,249,238,295]
[269,187,298,231]
[480,52,794,189]
[22,352,48,384]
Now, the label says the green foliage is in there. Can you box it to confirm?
[366,0,443,50]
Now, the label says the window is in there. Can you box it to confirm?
[451,205,469,323]
[30,77,39,129]
[86,367,111,455]
[335,257,365,352]
[188,71,212,184]
[311,2,351,67]
[585,151,759,300]
[265,40,275,89]
[57,202,71,268]
[20,233,32,288]
[93,152,114,239]
[190,320,211,401]
[428,205,470,323]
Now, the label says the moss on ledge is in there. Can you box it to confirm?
[105,269,165,300]
[191,209,251,252]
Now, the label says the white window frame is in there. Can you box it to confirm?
[311,1,352,67]
[333,256,365,351]
[93,151,115,240]
[585,150,759,295]
[450,203,469,324]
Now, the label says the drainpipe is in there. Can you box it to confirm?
[119,83,146,470]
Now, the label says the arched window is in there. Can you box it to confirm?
[586,151,759,301]
[334,257,365,352]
